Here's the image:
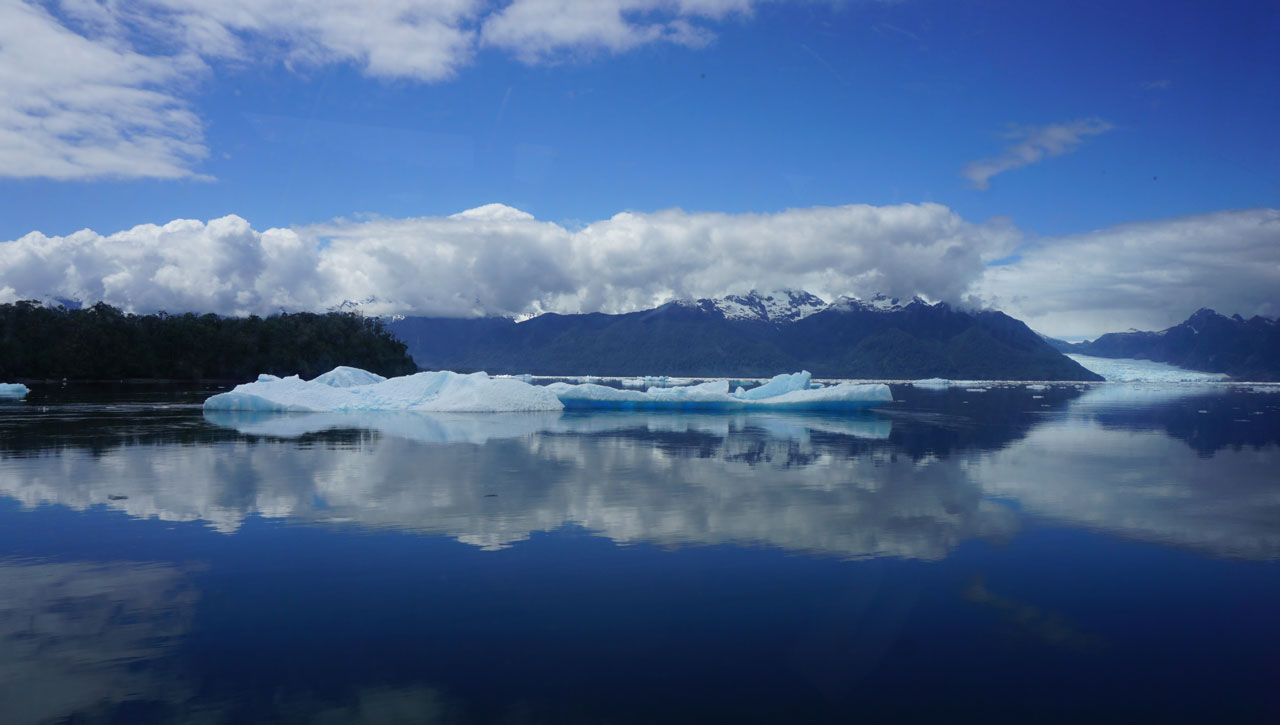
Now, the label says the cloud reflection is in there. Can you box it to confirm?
[1,395,1277,561]
[0,560,198,724]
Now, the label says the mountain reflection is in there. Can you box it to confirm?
[0,388,1274,560]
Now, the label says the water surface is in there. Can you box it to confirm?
[2,382,1278,722]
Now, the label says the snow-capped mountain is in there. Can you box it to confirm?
[387,288,1102,380]
[696,289,828,323]
[825,293,928,314]
[685,290,930,324]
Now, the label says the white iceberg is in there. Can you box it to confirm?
[0,383,30,399]
[204,367,891,414]
[733,371,812,400]
[204,369,564,413]
[547,375,891,410]
[1066,354,1230,383]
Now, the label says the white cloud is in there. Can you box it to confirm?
[1,0,766,180]
[0,202,1017,317]
[0,0,207,179]
[136,0,483,81]
[977,208,1280,337]
[7,202,1272,336]
[962,118,1113,190]
[480,0,754,62]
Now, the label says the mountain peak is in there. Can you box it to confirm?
[697,289,828,323]
[826,293,929,314]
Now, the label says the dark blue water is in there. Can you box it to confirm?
[1,382,1278,723]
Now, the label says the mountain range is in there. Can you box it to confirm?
[1048,308,1280,381]
[386,290,1103,381]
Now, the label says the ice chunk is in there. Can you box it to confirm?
[733,371,811,400]
[1025,384,1047,391]
[204,368,563,413]
[912,378,952,389]
[257,374,282,382]
[310,366,387,387]
[621,375,672,389]
[0,383,30,398]
[548,374,891,410]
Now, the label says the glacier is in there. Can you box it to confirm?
[1066,354,1230,383]
[0,383,29,399]
[203,367,893,413]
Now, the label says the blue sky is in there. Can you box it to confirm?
[0,0,1277,335]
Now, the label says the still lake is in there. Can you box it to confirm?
[1,381,1278,723]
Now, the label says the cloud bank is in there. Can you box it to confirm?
[3,202,1276,336]
[962,118,1113,190]
[1,0,766,180]
[0,202,1016,318]
[978,207,1280,336]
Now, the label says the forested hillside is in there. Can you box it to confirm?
[0,301,417,381]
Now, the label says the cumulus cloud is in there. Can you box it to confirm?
[8,201,1272,334]
[0,202,1018,317]
[962,118,1113,190]
[2,0,766,180]
[977,208,1280,337]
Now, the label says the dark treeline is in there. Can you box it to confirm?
[0,301,418,382]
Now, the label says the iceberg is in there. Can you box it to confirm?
[204,369,564,413]
[0,383,29,399]
[733,371,812,400]
[203,367,891,414]
[547,375,891,410]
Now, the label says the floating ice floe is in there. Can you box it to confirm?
[621,375,675,389]
[911,378,952,389]
[204,370,564,413]
[0,383,30,398]
[1066,354,1230,383]
[547,371,890,410]
[204,368,893,413]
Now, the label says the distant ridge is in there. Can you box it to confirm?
[387,291,1101,381]
[1048,309,1280,381]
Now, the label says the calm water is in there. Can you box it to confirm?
[1,382,1278,723]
